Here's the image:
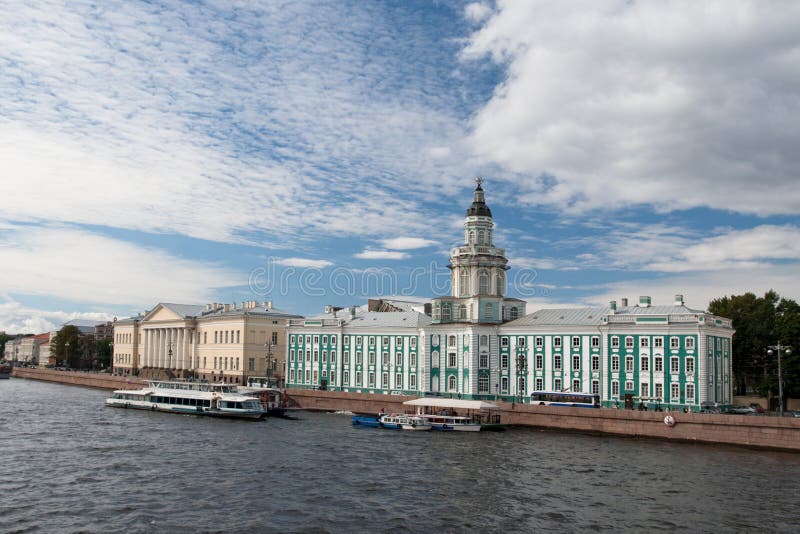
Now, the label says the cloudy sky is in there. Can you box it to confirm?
[1,0,799,333]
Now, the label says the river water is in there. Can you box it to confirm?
[1,379,799,533]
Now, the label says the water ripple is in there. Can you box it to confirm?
[2,379,800,533]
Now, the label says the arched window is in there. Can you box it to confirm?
[495,273,504,296]
[468,230,475,244]
[479,272,489,294]
[448,375,457,392]
[441,304,451,322]
[459,304,467,320]
[478,230,485,244]
[510,307,519,320]
[459,269,469,297]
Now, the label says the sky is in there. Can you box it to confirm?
[1,0,799,333]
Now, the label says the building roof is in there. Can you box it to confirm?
[161,303,207,318]
[61,319,97,334]
[506,303,708,327]
[346,311,432,329]
[201,306,302,319]
[466,182,492,218]
[403,398,499,410]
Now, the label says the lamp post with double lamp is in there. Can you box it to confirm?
[109,342,114,374]
[517,354,527,404]
[265,342,276,387]
[64,341,70,369]
[767,343,792,416]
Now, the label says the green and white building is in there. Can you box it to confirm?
[286,182,734,409]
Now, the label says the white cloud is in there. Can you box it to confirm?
[0,298,113,334]
[648,225,800,272]
[587,264,800,313]
[463,1,800,215]
[464,2,493,24]
[0,224,241,307]
[0,1,476,246]
[379,237,438,250]
[274,257,333,269]
[354,250,411,260]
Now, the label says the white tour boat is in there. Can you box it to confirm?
[106,380,266,420]
[418,414,482,432]
[378,413,432,431]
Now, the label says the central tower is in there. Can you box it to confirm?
[431,179,525,324]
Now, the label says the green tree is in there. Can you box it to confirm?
[95,337,113,369]
[0,333,14,361]
[709,290,799,398]
[51,325,82,368]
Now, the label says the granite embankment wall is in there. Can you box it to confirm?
[288,389,800,451]
[13,369,800,451]
[11,367,146,390]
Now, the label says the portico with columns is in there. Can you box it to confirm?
[112,302,302,384]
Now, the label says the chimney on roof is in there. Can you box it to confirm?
[609,300,616,314]
[674,294,684,306]
[349,306,357,320]
[620,297,628,307]
[639,295,651,308]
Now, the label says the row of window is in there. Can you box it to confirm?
[115,333,133,344]
[501,336,602,349]
[610,381,696,403]
[611,355,695,374]
[199,330,279,345]
[289,349,419,368]
[115,353,133,364]
[289,368,418,390]
[291,334,419,349]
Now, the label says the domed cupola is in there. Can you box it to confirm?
[466,178,492,218]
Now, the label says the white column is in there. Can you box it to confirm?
[167,328,172,369]
[191,329,196,371]
[141,330,147,367]
[183,328,189,370]
[146,330,151,367]
[178,328,185,370]
[156,328,167,369]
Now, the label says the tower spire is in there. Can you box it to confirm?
[467,177,491,217]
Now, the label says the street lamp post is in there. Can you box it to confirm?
[767,343,792,416]
[265,342,275,387]
[109,342,114,374]
[64,341,70,369]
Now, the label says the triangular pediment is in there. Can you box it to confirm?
[142,304,184,322]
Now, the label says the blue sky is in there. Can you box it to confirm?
[1,0,799,333]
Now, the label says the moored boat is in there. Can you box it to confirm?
[105,380,266,420]
[351,414,382,427]
[237,384,287,417]
[0,363,12,379]
[379,413,432,431]
[418,414,481,432]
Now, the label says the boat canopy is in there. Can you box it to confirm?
[403,398,499,410]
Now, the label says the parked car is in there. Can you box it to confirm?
[728,406,757,415]
[790,411,800,418]
[749,403,766,413]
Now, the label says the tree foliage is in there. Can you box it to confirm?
[95,337,112,368]
[51,325,83,368]
[709,290,799,398]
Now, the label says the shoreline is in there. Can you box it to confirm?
[11,367,800,452]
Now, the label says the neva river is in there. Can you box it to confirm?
[2,379,800,533]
